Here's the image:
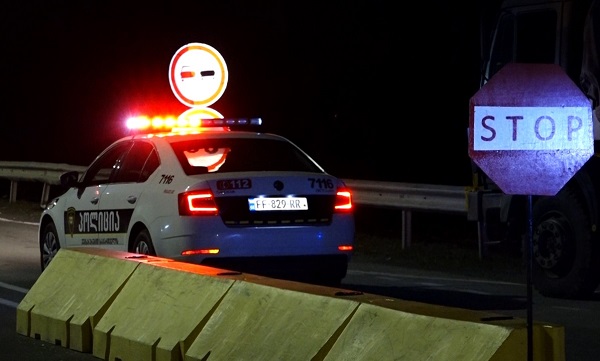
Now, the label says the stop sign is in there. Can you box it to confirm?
[469,63,594,195]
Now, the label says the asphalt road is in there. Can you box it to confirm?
[0,219,98,361]
[1,201,600,360]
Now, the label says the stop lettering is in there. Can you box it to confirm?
[473,106,590,151]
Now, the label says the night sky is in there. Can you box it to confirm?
[1,1,496,186]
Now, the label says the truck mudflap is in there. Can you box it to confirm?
[531,185,600,299]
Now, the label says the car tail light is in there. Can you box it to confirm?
[181,248,219,256]
[178,190,219,216]
[334,188,353,212]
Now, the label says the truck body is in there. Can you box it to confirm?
[469,0,600,298]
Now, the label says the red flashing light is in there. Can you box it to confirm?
[338,245,353,252]
[126,115,201,132]
[126,116,262,134]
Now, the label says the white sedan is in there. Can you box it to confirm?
[39,117,355,285]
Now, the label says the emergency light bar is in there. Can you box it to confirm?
[126,116,262,133]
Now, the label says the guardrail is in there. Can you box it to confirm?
[0,161,87,208]
[342,179,469,248]
[0,161,469,249]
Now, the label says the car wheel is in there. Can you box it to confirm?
[40,221,60,271]
[131,229,157,256]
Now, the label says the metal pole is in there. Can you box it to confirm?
[401,210,412,249]
[41,183,51,208]
[526,195,533,361]
[9,180,17,203]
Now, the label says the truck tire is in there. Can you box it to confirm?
[532,187,600,299]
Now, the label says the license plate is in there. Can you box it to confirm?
[248,197,308,211]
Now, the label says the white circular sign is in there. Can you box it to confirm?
[169,43,228,108]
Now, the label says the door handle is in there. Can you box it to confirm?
[127,196,137,204]
[90,197,99,205]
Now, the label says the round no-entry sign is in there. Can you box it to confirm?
[469,63,594,195]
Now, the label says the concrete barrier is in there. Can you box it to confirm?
[92,262,236,361]
[16,248,142,352]
[183,280,359,361]
[16,248,566,360]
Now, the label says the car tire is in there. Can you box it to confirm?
[131,229,157,256]
[40,221,60,272]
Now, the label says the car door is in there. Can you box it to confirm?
[63,141,133,249]
[97,140,160,249]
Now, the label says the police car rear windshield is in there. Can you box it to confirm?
[170,138,323,175]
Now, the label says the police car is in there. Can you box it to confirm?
[39,117,355,285]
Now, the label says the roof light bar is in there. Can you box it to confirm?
[126,116,262,133]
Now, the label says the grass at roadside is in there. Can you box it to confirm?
[0,198,43,223]
[352,206,526,283]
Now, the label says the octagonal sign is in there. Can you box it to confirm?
[469,63,593,195]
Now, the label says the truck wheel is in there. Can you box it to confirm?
[532,187,600,299]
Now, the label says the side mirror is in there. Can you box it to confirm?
[60,171,80,188]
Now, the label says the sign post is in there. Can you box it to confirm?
[469,63,594,361]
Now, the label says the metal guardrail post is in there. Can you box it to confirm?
[401,210,412,249]
[41,183,52,208]
[9,180,18,203]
